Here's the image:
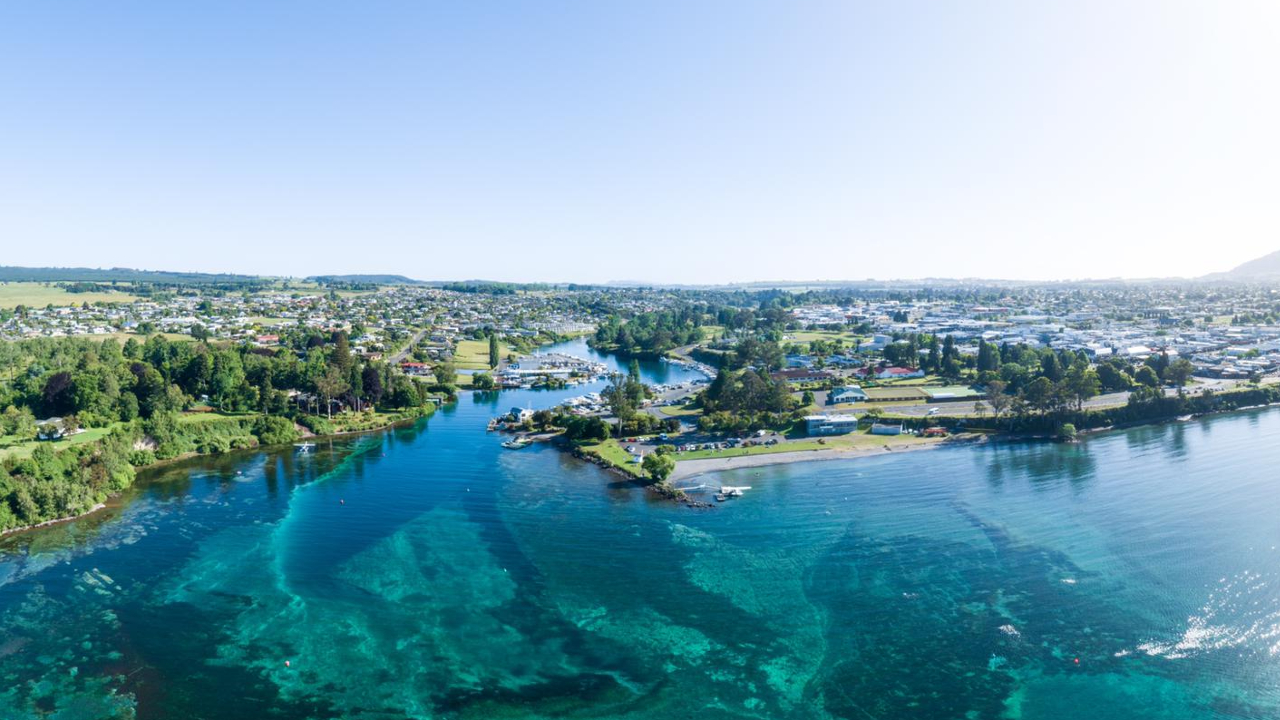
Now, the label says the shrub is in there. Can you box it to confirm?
[253,415,300,446]
[128,450,157,467]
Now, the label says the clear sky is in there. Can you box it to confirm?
[2,1,1278,284]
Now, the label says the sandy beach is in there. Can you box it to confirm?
[667,438,960,484]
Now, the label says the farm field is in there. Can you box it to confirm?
[0,282,140,309]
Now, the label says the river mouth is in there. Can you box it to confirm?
[3,343,1280,719]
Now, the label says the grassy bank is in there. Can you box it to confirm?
[575,439,647,478]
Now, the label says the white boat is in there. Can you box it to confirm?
[501,439,531,450]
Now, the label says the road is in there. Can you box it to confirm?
[388,328,430,365]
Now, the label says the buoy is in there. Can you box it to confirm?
[1073,657,1080,665]
[340,499,345,505]
[285,660,291,668]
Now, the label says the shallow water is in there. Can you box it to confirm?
[3,341,1280,718]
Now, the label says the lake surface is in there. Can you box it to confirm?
[3,339,1280,719]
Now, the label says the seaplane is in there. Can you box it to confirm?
[294,442,316,454]
[714,485,751,502]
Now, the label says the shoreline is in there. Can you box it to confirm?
[0,503,107,538]
[667,436,971,484]
[663,403,1280,487]
[0,410,438,541]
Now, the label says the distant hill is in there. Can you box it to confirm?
[0,266,261,284]
[306,274,424,285]
[1204,250,1280,281]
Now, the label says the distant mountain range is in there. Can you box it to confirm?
[1204,250,1280,281]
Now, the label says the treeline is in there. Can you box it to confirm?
[0,266,262,285]
[438,281,553,295]
[590,307,709,356]
[975,384,1280,436]
[0,333,440,431]
[0,333,446,531]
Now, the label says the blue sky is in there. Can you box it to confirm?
[2,1,1278,284]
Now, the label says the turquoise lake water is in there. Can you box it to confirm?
[3,338,1280,719]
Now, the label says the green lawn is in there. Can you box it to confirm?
[0,424,122,460]
[881,375,945,386]
[244,316,294,326]
[97,332,196,344]
[675,440,829,460]
[0,282,140,309]
[781,330,871,348]
[656,404,701,418]
[453,339,506,370]
[578,439,646,478]
[177,411,256,425]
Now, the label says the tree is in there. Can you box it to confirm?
[316,366,348,419]
[42,371,76,416]
[563,416,609,442]
[976,340,1001,373]
[190,324,211,342]
[940,335,960,376]
[642,452,675,483]
[1040,353,1063,383]
[602,374,636,437]
[1057,422,1078,442]
[2,405,37,441]
[433,361,457,387]
[1022,377,1055,414]
[1063,366,1100,410]
[1096,361,1132,392]
[1135,365,1160,388]
[330,332,354,373]
[488,334,500,369]
[1165,358,1195,389]
[985,380,1010,420]
[362,365,384,405]
[472,372,496,390]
